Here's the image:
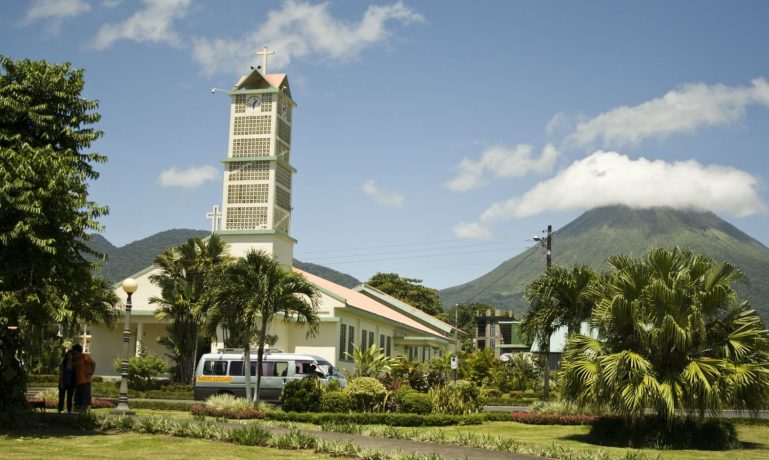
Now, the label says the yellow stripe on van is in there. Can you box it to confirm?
[196,376,233,383]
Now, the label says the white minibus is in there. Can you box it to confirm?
[193,349,346,401]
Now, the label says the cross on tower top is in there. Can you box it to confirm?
[256,44,275,75]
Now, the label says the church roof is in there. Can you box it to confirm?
[234,70,292,99]
[294,268,449,340]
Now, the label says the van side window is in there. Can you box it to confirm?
[203,360,228,376]
[296,360,312,375]
[229,361,244,376]
[275,362,288,376]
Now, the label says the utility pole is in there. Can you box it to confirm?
[452,304,459,383]
[546,224,552,268]
[543,224,552,400]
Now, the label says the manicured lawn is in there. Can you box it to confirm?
[439,421,769,460]
[0,428,329,459]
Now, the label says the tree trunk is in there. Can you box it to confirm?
[243,342,252,403]
[253,315,269,404]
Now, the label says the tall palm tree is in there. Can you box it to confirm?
[205,250,320,403]
[520,264,597,398]
[149,235,229,383]
[561,247,769,425]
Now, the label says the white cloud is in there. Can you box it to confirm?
[192,0,423,77]
[454,151,766,239]
[445,144,558,191]
[23,0,90,26]
[90,0,192,50]
[452,221,493,240]
[362,179,405,208]
[565,79,769,148]
[158,165,218,189]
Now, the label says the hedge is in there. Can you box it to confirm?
[265,411,485,427]
[510,411,598,426]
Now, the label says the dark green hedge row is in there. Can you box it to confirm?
[124,400,195,411]
[264,411,486,426]
[29,374,104,384]
[483,397,539,406]
[588,416,740,450]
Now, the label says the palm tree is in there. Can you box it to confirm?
[520,264,597,398]
[149,235,229,384]
[561,247,769,425]
[345,343,391,379]
[205,250,320,403]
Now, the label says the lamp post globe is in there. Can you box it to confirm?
[113,277,138,414]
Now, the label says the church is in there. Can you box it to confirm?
[88,48,455,377]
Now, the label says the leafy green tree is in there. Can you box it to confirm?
[366,273,445,319]
[562,248,769,424]
[521,264,597,398]
[0,56,115,411]
[149,235,229,384]
[205,250,320,404]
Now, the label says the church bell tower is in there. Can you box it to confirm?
[211,46,296,267]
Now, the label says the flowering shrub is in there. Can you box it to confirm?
[510,411,598,425]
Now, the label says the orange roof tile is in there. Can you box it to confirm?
[264,73,286,88]
[293,268,448,339]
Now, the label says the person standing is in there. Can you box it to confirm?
[72,343,95,413]
[57,348,75,414]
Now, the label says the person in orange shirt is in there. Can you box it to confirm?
[72,344,95,413]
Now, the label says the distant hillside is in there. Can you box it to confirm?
[439,206,769,321]
[87,229,360,288]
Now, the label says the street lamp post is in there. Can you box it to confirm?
[113,277,138,415]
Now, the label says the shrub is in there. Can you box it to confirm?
[228,423,272,446]
[387,385,415,412]
[280,376,323,412]
[191,404,265,419]
[344,377,387,412]
[400,392,433,414]
[481,388,502,398]
[113,351,168,391]
[205,393,253,410]
[320,391,351,413]
[129,400,194,411]
[588,416,740,450]
[324,378,341,393]
[429,382,481,415]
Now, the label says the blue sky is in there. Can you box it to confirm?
[3,0,769,290]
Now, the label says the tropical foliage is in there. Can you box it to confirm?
[0,56,116,411]
[561,248,769,423]
[345,343,391,379]
[149,235,229,384]
[205,250,320,403]
[521,264,597,397]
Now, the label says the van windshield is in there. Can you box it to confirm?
[316,360,336,376]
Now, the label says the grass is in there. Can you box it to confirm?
[0,427,330,459]
[436,421,769,459]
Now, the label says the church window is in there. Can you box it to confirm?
[274,208,290,233]
[275,188,291,210]
[234,95,246,113]
[277,119,291,143]
[225,206,267,229]
[338,324,347,360]
[232,138,271,157]
[361,329,368,349]
[260,94,273,112]
[233,115,271,135]
[379,334,385,352]
[227,162,269,181]
[276,167,291,189]
[228,184,269,204]
[386,336,391,357]
[348,326,355,357]
[369,331,375,350]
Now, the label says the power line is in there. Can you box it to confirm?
[461,248,538,304]
[297,240,514,262]
[309,247,515,266]
[295,236,519,256]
